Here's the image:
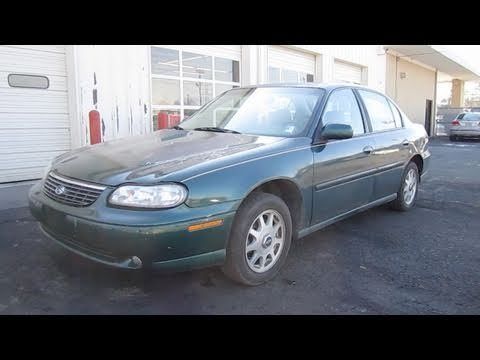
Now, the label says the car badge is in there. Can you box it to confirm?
[54,185,66,195]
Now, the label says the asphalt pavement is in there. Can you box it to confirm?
[0,137,479,314]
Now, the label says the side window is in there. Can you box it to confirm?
[388,99,403,128]
[358,90,397,131]
[322,89,365,135]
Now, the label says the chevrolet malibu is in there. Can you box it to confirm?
[29,84,430,285]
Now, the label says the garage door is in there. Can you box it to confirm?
[0,45,70,183]
[268,46,315,83]
[334,60,363,84]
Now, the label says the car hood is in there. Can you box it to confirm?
[52,129,285,186]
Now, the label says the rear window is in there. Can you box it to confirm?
[457,113,465,119]
[387,99,403,128]
[462,113,480,121]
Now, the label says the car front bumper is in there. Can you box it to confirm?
[29,181,237,272]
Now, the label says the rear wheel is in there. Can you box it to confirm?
[222,192,292,286]
[449,135,457,141]
[390,162,419,212]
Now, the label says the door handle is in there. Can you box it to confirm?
[363,145,374,154]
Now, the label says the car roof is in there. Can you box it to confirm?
[238,82,378,92]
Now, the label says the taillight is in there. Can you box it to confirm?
[452,119,460,126]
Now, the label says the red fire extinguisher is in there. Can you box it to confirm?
[157,112,181,129]
[157,112,169,130]
[89,109,101,145]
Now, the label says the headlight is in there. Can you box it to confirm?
[109,184,188,209]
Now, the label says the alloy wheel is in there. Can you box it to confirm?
[245,209,285,273]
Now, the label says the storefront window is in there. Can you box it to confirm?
[151,46,241,130]
[182,52,213,80]
[151,47,180,77]
[216,83,238,96]
[183,109,198,119]
[151,78,181,106]
[215,57,240,82]
[183,81,213,106]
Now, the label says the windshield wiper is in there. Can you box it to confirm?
[172,125,184,130]
[193,127,241,134]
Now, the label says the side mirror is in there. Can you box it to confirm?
[318,123,353,141]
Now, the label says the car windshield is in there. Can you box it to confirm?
[178,87,325,137]
[462,113,480,121]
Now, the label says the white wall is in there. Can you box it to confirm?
[390,56,436,128]
[68,45,151,147]
[67,45,388,148]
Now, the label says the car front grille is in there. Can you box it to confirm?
[43,172,106,207]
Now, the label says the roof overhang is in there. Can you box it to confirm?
[383,45,480,81]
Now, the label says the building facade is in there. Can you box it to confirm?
[0,44,478,183]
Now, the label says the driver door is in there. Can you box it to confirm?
[311,88,376,225]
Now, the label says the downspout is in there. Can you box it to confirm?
[395,56,399,101]
[432,69,438,136]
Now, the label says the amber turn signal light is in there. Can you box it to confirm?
[187,219,224,232]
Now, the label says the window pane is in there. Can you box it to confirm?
[182,52,212,80]
[183,80,213,106]
[153,110,181,131]
[358,90,396,131]
[183,109,199,119]
[306,74,314,82]
[388,99,403,128]
[268,67,281,83]
[463,112,480,121]
[283,69,298,82]
[151,47,179,77]
[215,58,239,82]
[216,83,235,96]
[323,89,365,135]
[152,78,181,106]
[8,74,49,89]
[180,87,325,137]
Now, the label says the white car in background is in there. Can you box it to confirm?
[450,112,480,141]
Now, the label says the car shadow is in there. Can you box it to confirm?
[44,203,396,292]
[451,137,480,143]
[44,240,236,296]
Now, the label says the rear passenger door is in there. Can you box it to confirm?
[355,89,410,200]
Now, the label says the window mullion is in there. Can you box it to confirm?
[179,50,184,120]
[212,56,216,97]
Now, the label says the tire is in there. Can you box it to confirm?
[222,192,292,286]
[449,135,456,141]
[390,162,420,212]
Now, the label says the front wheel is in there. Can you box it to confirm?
[390,162,419,211]
[222,192,292,286]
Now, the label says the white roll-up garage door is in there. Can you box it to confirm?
[267,46,315,83]
[334,59,363,84]
[0,45,70,183]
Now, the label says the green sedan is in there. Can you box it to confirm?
[29,84,430,285]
